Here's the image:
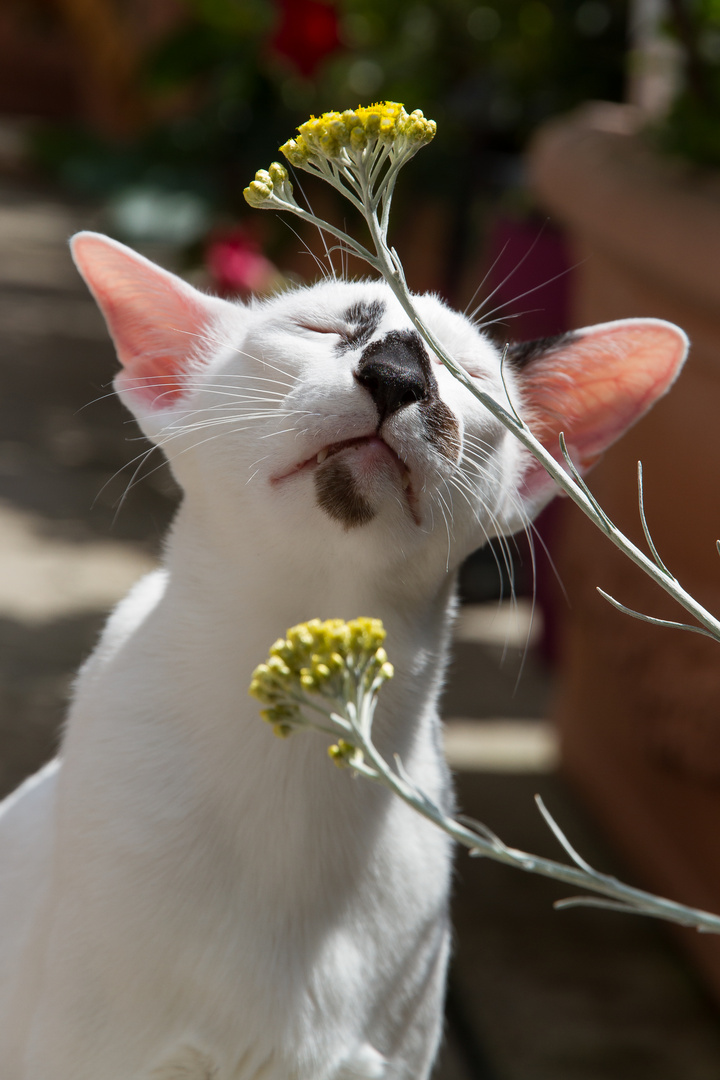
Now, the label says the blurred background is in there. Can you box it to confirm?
[2,1,720,1077]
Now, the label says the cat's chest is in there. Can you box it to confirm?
[152,1041,389,1080]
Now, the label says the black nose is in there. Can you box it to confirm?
[354,331,431,423]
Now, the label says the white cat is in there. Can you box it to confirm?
[0,232,687,1079]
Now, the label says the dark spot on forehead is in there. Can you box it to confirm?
[345,299,385,329]
[314,457,377,529]
[336,300,385,353]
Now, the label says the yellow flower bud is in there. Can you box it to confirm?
[328,743,347,767]
[267,656,291,678]
[341,110,361,130]
[243,181,272,208]
[261,704,298,725]
[328,625,350,650]
[328,738,361,767]
[268,161,288,184]
[280,138,307,167]
[287,624,313,650]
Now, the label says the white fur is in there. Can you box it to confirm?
[0,247,681,1078]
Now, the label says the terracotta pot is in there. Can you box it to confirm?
[528,103,720,995]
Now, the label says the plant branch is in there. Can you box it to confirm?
[283,155,720,644]
[246,107,720,937]
[315,678,720,935]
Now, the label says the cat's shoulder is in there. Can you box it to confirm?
[81,569,169,677]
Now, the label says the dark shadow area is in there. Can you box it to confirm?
[441,640,551,721]
[0,311,179,546]
[0,610,105,797]
[450,771,720,1080]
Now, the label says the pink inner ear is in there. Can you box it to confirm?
[519,319,688,502]
[71,232,216,409]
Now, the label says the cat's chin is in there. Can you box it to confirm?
[272,435,420,529]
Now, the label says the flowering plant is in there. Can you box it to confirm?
[250,616,720,934]
[249,616,392,761]
[245,104,720,935]
[244,102,435,248]
[205,226,282,296]
[244,102,720,646]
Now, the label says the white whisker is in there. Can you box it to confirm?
[463,238,510,319]
[279,216,333,282]
[468,224,548,324]
[290,171,338,281]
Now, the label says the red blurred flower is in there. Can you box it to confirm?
[270,0,341,78]
[205,228,280,297]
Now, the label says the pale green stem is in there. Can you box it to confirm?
[315,689,720,934]
[307,159,367,218]
[368,143,394,204]
[254,136,720,936]
[268,193,379,268]
[289,159,720,643]
[377,153,413,234]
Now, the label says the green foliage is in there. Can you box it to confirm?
[33,0,629,215]
[323,0,627,153]
[658,0,720,167]
[661,93,720,166]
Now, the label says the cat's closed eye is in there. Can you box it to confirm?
[296,322,344,336]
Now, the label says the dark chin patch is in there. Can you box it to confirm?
[314,458,377,529]
[421,399,461,462]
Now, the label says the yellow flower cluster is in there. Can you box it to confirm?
[249,617,394,739]
[243,160,295,209]
[280,102,436,168]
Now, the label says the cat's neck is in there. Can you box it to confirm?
[132,497,454,793]
[162,494,455,660]
[74,499,455,858]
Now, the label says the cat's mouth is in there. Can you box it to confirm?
[271,434,419,522]
[273,434,411,486]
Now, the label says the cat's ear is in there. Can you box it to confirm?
[505,319,688,523]
[71,231,228,410]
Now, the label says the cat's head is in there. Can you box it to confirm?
[71,231,687,580]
